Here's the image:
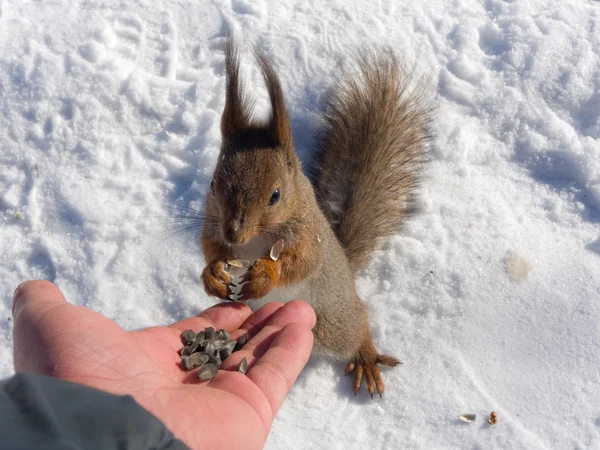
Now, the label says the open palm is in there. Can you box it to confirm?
[12,281,316,450]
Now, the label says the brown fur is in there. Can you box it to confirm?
[239,258,280,299]
[200,40,433,396]
[313,49,434,273]
[201,260,231,299]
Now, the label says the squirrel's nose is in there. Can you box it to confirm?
[223,219,242,243]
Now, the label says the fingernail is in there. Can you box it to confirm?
[12,280,32,317]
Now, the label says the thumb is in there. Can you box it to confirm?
[12,280,67,319]
[12,280,70,373]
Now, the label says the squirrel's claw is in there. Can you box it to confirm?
[364,365,376,398]
[237,258,279,300]
[347,352,399,399]
[344,361,355,375]
[348,362,379,398]
[353,364,364,393]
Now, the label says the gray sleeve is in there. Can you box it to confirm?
[0,372,190,450]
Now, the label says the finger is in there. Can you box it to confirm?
[220,300,315,371]
[12,280,95,374]
[170,301,252,333]
[12,281,71,368]
[12,280,67,320]
[228,302,284,341]
[247,321,314,417]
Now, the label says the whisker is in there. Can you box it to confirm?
[155,224,204,243]
[163,204,206,215]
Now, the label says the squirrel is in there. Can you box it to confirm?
[200,40,433,398]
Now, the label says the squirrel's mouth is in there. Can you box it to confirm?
[221,226,255,245]
[222,219,245,244]
[223,235,251,245]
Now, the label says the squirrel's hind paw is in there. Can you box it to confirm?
[377,354,402,367]
[346,353,401,399]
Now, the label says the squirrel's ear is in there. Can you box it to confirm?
[221,39,252,137]
[254,47,295,157]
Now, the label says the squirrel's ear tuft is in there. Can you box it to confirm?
[221,39,252,137]
[254,47,294,156]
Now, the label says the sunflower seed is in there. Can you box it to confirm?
[184,344,199,355]
[181,329,196,345]
[181,331,204,356]
[207,353,222,368]
[220,348,232,361]
[270,240,284,261]
[182,353,209,371]
[185,331,205,353]
[237,357,248,374]
[202,338,219,349]
[227,259,251,268]
[194,331,206,344]
[203,340,216,356]
[235,333,248,351]
[205,327,216,340]
[197,363,219,380]
[179,325,250,379]
[216,329,229,340]
[222,339,237,353]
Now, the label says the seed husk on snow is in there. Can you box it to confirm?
[459,413,476,423]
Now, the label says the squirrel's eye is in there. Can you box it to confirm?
[210,180,215,194]
[268,188,280,206]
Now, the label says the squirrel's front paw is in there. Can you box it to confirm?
[201,260,232,299]
[238,258,280,300]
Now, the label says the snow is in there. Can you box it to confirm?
[1,0,600,449]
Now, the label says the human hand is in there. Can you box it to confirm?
[12,280,316,450]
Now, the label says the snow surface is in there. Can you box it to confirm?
[1,0,600,448]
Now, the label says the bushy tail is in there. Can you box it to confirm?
[313,49,434,273]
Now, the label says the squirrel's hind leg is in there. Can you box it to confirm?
[346,336,401,399]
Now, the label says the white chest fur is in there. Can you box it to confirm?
[231,234,273,262]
